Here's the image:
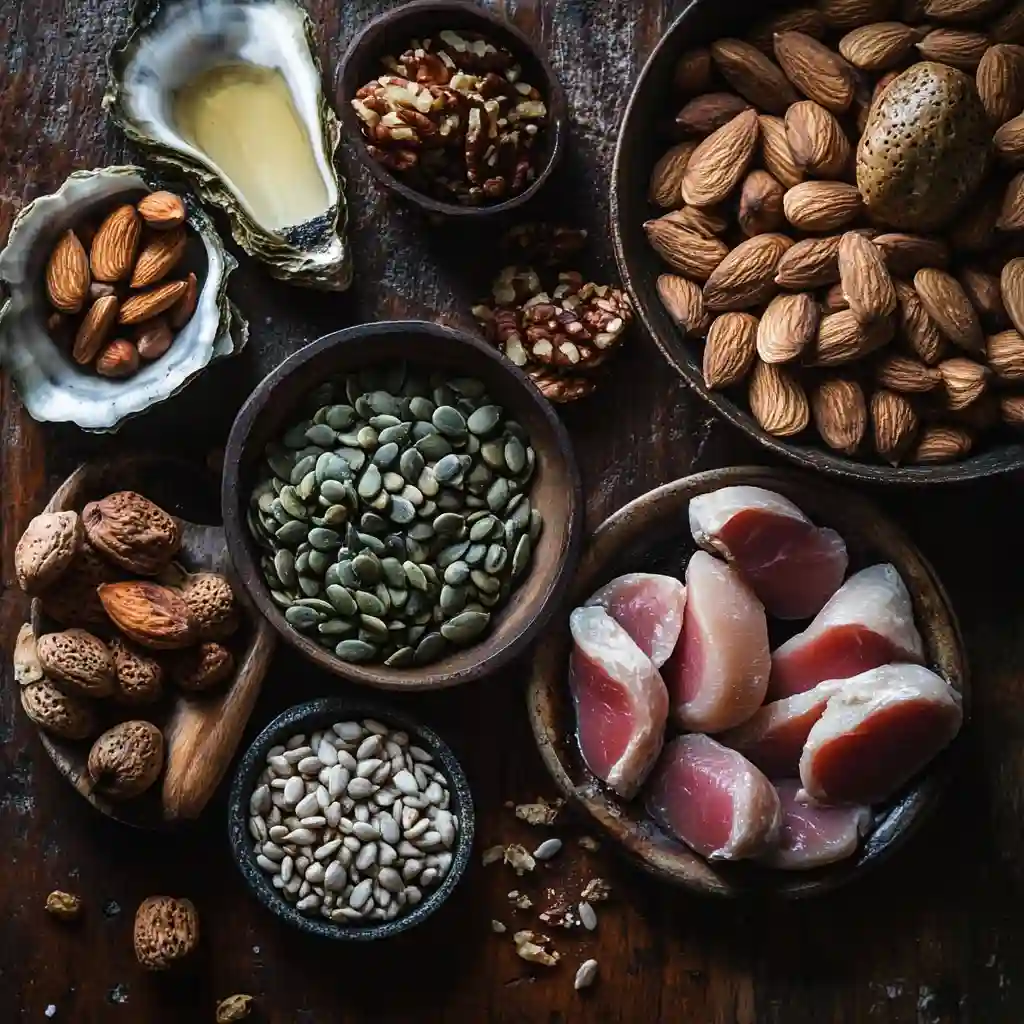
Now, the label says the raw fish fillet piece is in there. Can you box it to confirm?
[585,573,687,668]
[646,734,782,861]
[799,663,962,806]
[718,680,843,777]
[569,606,669,799]
[662,550,770,733]
[689,485,848,620]
[769,563,925,700]
[761,779,871,870]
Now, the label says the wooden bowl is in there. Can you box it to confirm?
[337,0,568,218]
[222,320,583,691]
[527,466,968,898]
[28,454,276,829]
[610,0,1024,485]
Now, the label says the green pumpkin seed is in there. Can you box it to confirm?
[338,560,360,588]
[325,405,357,430]
[441,610,490,645]
[282,423,310,449]
[465,543,487,567]
[359,511,388,535]
[275,520,307,547]
[414,632,446,664]
[433,453,462,484]
[486,477,511,512]
[338,447,366,473]
[440,584,467,617]
[294,598,335,614]
[385,647,415,668]
[481,440,506,471]
[296,472,318,501]
[433,512,465,536]
[295,550,311,574]
[389,497,416,524]
[298,575,321,597]
[345,376,363,405]
[268,500,289,526]
[326,585,358,616]
[356,591,387,617]
[274,550,297,587]
[437,540,470,569]
[407,521,434,542]
[320,619,356,636]
[290,454,318,486]
[376,422,411,447]
[357,425,379,449]
[373,442,400,468]
[318,481,347,507]
[400,448,425,483]
[432,405,467,439]
[266,449,295,482]
[406,537,430,564]
[383,533,407,559]
[433,383,456,407]
[411,420,438,442]
[357,532,386,555]
[417,467,440,497]
[419,500,438,520]
[443,560,470,586]
[324,564,342,589]
[383,472,405,494]
[436,489,462,512]
[415,433,452,461]
[278,486,308,520]
[270,589,294,609]
[485,543,508,573]
[335,639,378,663]
[285,605,322,630]
[352,552,382,585]
[369,415,401,432]
[467,404,501,436]
[307,550,331,575]
[512,534,532,578]
[369,490,390,512]
[400,484,424,507]
[409,396,436,421]
[504,436,527,474]
[389,587,409,609]
[359,614,389,640]
[381,558,406,588]
[354,396,373,419]
[450,376,487,399]
[308,528,341,551]
[305,424,336,447]
[478,588,502,608]
[529,508,543,541]
[472,569,502,595]
[469,515,498,542]
[366,390,398,417]
[403,562,428,591]
[407,624,427,646]
[357,464,382,500]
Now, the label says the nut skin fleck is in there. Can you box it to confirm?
[133,896,199,970]
[45,891,83,921]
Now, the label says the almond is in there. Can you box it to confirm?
[657,274,710,335]
[818,0,896,29]
[811,376,867,453]
[774,31,856,113]
[823,282,850,312]
[748,360,809,436]
[895,279,947,364]
[135,318,175,361]
[738,170,785,236]
[703,233,793,310]
[838,22,920,70]
[748,8,827,53]
[758,115,805,189]
[987,329,1024,379]
[673,48,713,94]
[73,294,119,365]
[993,1,1024,43]
[96,340,141,379]
[946,391,999,431]
[912,424,974,463]
[838,230,896,323]
[703,312,759,388]
[644,217,729,280]
[998,171,1024,230]
[775,234,843,289]
[977,44,1024,124]
[137,191,186,230]
[811,308,894,365]
[1000,393,1024,423]
[875,353,943,392]
[914,268,984,352]
[915,29,990,69]
[948,190,1001,251]
[710,39,800,113]
[660,205,729,238]
[871,388,919,463]
[784,100,851,178]
[130,227,187,289]
[98,581,197,650]
[783,181,863,232]
[939,356,990,409]
[170,272,199,330]
[925,0,1005,21]
[649,142,696,208]
[756,292,819,362]
[680,109,760,208]
[1001,257,1024,335]
[958,267,1009,329]
[675,93,752,135]
[91,205,142,283]
[45,230,90,313]
[872,233,950,276]
[994,113,1024,165]
[118,279,190,325]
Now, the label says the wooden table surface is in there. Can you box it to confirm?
[4,1,1024,1021]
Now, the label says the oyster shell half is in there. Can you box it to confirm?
[0,166,247,433]
[105,0,352,291]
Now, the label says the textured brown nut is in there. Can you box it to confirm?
[660,205,729,238]
[987,329,1024,380]
[977,44,1024,125]
[95,340,140,379]
[838,22,921,70]
[83,491,181,575]
[872,388,919,463]
[134,896,199,970]
[135,318,174,361]
[41,542,122,628]
[1001,393,1024,423]
[775,235,843,289]
[895,280,947,364]
[98,581,198,650]
[811,309,895,365]
[675,93,752,135]
[14,624,44,687]
[118,280,189,325]
[21,679,98,740]
[171,642,235,692]
[648,142,696,208]
[216,995,254,1023]
[672,48,712,94]
[657,274,709,335]
[91,205,141,283]
[914,268,984,352]
[819,0,895,29]
[703,312,759,388]
[46,230,90,313]
[915,29,989,69]
[756,292,819,363]
[911,425,973,463]
[73,295,120,366]
[838,231,896,324]
[925,0,1005,22]
[710,39,800,114]
[738,170,785,236]
[759,115,804,189]
[872,234,950,276]
[998,171,1024,230]
[680,109,760,208]
[180,572,240,641]
[169,272,199,330]
[15,510,83,595]
[959,267,1009,329]
[748,8,827,52]
[37,629,116,698]
[130,228,187,289]
[811,377,867,454]
[784,100,851,179]
[994,1,1024,43]
[137,191,186,230]
[994,113,1024,165]
[45,891,83,921]
[703,233,793,311]
[876,353,943,392]
[1001,257,1024,336]
[88,720,165,801]
[939,356,990,409]
[783,181,863,232]
[823,282,850,313]
[643,218,729,280]
[110,638,165,706]
[774,31,856,113]
[748,360,810,437]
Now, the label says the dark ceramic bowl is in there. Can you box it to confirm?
[338,0,568,218]
[610,0,1024,485]
[227,697,474,941]
[222,321,583,691]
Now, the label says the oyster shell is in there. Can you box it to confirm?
[105,0,352,291]
[0,166,247,433]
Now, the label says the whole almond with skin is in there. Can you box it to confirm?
[818,0,896,29]
[681,109,760,208]
[675,94,752,136]
[90,281,117,301]
[838,231,896,323]
[135,318,174,361]
[657,275,709,335]
[661,205,729,238]
[774,32,856,113]
[998,171,1024,230]
[759,115,805,189]
[783,181,863,232]
[738,170,785,236]
[1000,393,1024,423]
[895,279,947,364]
[994,114,1024,165]
[925,0,1006,20]
[644,218,729,280]
[704,312,759,388]
[673,48,712,94]
[91,205,141,283]
[748,360,810,436]
[939,356,990,409]
[137,191,186,230]
[130,227,187,289]
[873,234,950,276]
[1001,258,1024,335]
[784,100,851,178]
[986,328,1024,379]
[872,388,919,463]
[703,233,793,310]
[748,8,826,53]
[775,234,843,288]
[876,352,943,392]
[959,267,1009,329]
[169,272,199,330]
[914,268,984,352]
[96,340,140,378]
[823,281,850,312]
[811,376,867,453]
[710,39,800,114]
[839,22,921,70]
[977,45,1024,124]
[649,142,696,208]
[812,308,895,365]
[912,424,974,463]
[46,230,90,313]
[915,29,990,69]
[993,1,1024,43]
[99,581,197,650]
[119,280,189,325]
[756,292,819,362]
[73,294,119,365]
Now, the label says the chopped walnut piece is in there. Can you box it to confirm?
[45,890,82,920]
[513,930,561,966]
[508,890,534,910]
[581,878,611,903]
[503,223,589,268]
[491,919,508,934]
[482,844,506,867]
[504,844,536,875]
[515,797,563,826]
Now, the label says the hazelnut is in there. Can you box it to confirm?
[134,896,199,970]
[96,339,140,378]
[21,680,98,740]
[83,491,181,575]
[110,637,164,705]
[14,510,83,595]
[182,572,240,641]
[135,318,173,360]
[13,623,45,687]
[45,890,83,921]
[98,581,197,650]
[37,629,116,698]
[40,542,122,629]
[171,642,234,692]
[87,720,164,801]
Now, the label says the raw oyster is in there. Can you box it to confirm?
[104,0,351,290]
[0,166,246,433]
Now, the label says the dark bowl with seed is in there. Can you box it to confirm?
[222,320,582,691]
[338,0,568,217]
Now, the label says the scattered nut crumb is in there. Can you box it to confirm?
[504,843,536,875]
[581,878,611,903]
[45,1006,56,1019]
[539,901,574,928]
[482,844,505,867]
[515,797,563,826]
[216,994,253,1022]
[491,919,507,934]
[508,890,534,910]
[578,836,600,851]
[45,890,82,920]
[514,930,561,967]
[575,958,599,991]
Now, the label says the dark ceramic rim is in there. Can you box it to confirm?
[337,0,569,218]
[609,0,1024,485]
[227,697,475,941]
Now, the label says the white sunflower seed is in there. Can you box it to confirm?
[533,838,562,861]
[578,901,597,931]
[574,959,598,991]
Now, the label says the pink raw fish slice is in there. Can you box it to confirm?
[799,663,962,806]
[761,779,871,870]
[769,563,925,700]
[585,572,687,668]
[662,550,770,733]
[689,485,848,620]
[646,734,782,861]
[569,606,669,799]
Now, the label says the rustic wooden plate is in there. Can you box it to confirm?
[28,454,276,829]
[527,466,968,898]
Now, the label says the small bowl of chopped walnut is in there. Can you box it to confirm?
[339,0,568,216]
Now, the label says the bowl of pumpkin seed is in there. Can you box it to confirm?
[223,321,583,690]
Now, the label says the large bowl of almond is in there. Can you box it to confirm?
[612,0,1024,482]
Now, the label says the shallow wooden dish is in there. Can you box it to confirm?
[29,454,276,829]
[609,0,1024,485]
[527,466,968,898]
[222,321,583,692]
[337,0,568,218]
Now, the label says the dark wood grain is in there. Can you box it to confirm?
[3,1,1024,1022]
